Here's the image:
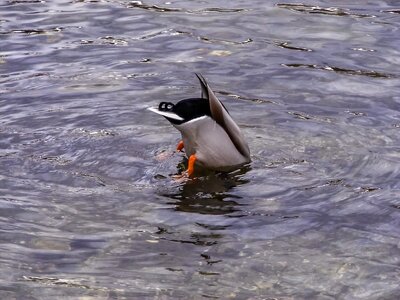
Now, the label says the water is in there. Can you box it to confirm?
[1,0,400,299]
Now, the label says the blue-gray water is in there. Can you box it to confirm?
[1,1,400,299]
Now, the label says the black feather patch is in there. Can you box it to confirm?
[161,98,211,125]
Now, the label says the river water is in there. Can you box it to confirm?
[1,0,400,299]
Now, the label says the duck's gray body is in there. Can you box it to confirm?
[174,115,249,171]
[148,74,250,172]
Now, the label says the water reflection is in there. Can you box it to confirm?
[164,164,251,215]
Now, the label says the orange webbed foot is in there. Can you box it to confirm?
[172,154,197,181]
[172,171,190,182]
[176,140,184,152]
[187,154,197,177]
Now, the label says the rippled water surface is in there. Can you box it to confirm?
[1,0,400,299]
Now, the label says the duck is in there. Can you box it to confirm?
[148,74,251,177]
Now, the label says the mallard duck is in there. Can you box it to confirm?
[148,74,250,176]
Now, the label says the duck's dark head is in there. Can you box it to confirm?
[158,98,211,125]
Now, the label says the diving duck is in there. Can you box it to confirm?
[148,74,250,176]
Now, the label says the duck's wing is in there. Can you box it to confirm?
[196,73,208,99]
[195,74,250,160]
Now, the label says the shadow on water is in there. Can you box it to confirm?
[152,164,251,249]
[161,164,251,216]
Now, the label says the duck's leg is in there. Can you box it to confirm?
[187,154,197,177]
[172,153,196,181]
[176,140,184,152]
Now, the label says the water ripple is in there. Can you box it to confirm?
[283,63,396,78]
[1,0,400,298]
[126,1,247,14]
[277,3,375,18]
[275,41,313,52]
